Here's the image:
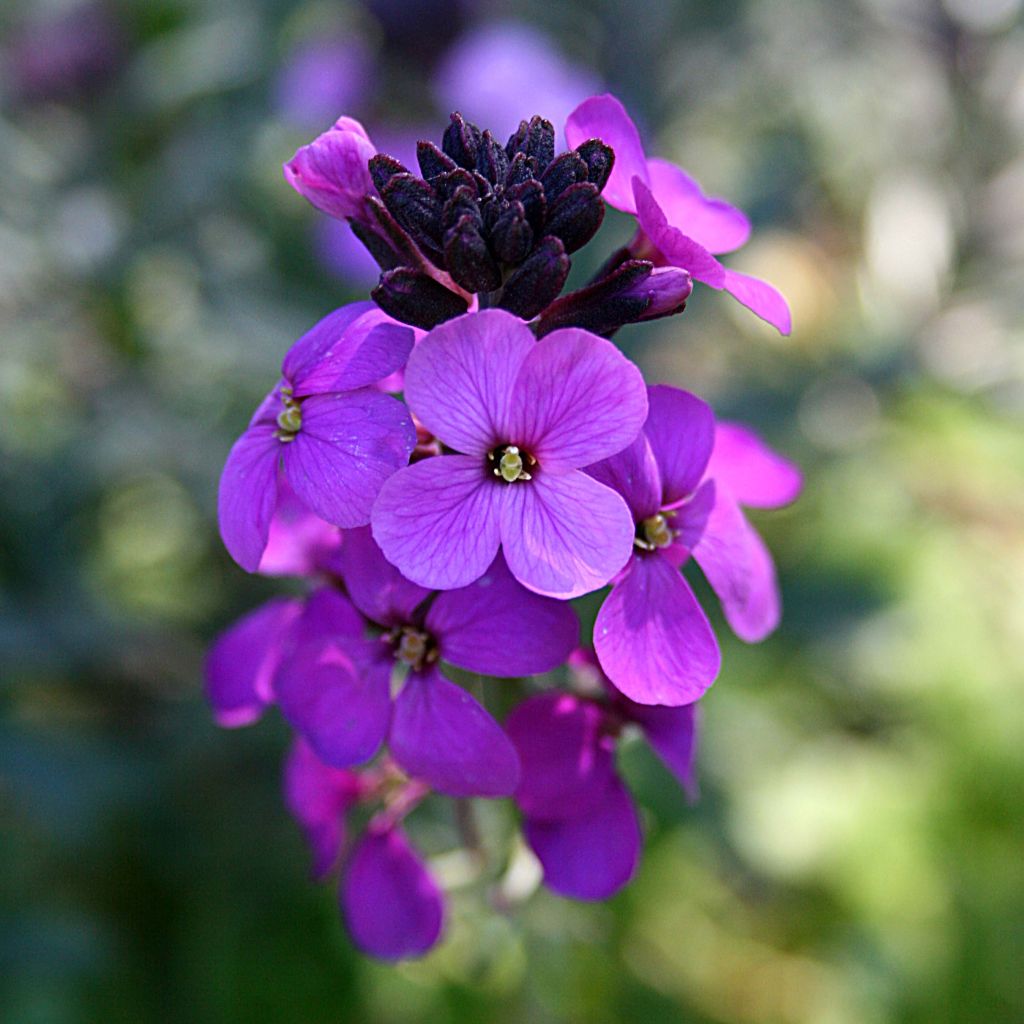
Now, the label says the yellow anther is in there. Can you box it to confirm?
[640,513,674,549]
[275,393,302,441]
[395,627,431,670]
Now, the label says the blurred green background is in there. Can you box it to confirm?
[2,0,1023,1021]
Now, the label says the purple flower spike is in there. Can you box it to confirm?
[565,94,791,334]
[372,309,647,597]
[218,303,416,572]
[341,823,444,961]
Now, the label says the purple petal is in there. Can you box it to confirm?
[283,121,377,220]
[501,471,634,599]
[587,431,662,521]
[372,455,502,590]
[284,305,415,396]
[722,268,792,335]
[425,554,579,676]
[707,423,803,509]
[525,775,641,901]
[505,691,616,820]
[258,478,343,577]
[283,738,364,880]
[666,479,716,560]
[623,701,699,799]
[283,389,415,528]
[633,177,726,287]
[508,327,648,472]
[339,525,430,628]
[644,385,715,506]
[204,597,302,726]
[389,666,520,797]
[341,824,444,960]
[646,157,751,255]
[276,639,392,768]
[404,309,536,456]
[693,495,781,642]
[288,585,365,650]
[595,552,720,705]
[564,93,649,213]
[217,422,280,572]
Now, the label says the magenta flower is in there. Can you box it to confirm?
[565,94,792,334]
[256,477,344,578]
[217,302,416,572]
[275,527,578,796]
[372,309,648,598]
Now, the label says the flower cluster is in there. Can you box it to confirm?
[209,94,801,959]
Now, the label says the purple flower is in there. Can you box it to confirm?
[565,94,792,334]
[372,309,648,597]
[506,663,698,901]
[256,477,344,577]
[275,527,578,796]
[588,385,801,705]
[217,302,416,572]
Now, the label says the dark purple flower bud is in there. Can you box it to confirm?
[372,268,468,329]
[416,140,456,180]
[441,185,482,233]
[506,179,546,235]
[545,181,604,254]
[475,130,509,184]
[540,152,588,203]
[498,236,570,319]
[349,197,425,271]
[380,174,445,262]
[506,115,555,170]
[574,139,615,192]
[535,259,654,337]
[368,153,409,194]
[504,151,535,188]
[490,201,533,265]
[444,215,502,294]
[432,167,478,203]
[441,112,482,169]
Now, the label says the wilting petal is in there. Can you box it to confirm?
[283,738,363,880]
[587,431,662,521]
[506,692,616,820]
[404,309,535,456]
[283,389,415,528]
[501,471,634,599]
[283,122,377,220]
[390,667,520,797]
[633,178,725,287]
[595,552,720,705]
[625,701,699,798]
[707,423,803,509]
[722,268,792,335]
[204,597,302,726]
[288,586,365,650]
[284,306,414,396]
[258,478,343,577]
[508,328,648,472]
[644,385,715,506]
[426,555,578,676]
[339,525,430,627]
[373,455,502,590]
[276,639,392,768]
[693,495,781,642]
[217,423,281,572]
[646,158,751,254]
[525,776,641,901]
[342,825,443,960]
[565,93,649,213]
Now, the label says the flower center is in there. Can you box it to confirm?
[275,388,302,442]
[635,511,676,551]
[488,444,536,483]
[391,626,437,671]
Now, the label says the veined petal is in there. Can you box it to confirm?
[506,691,616,821]
[707,422,803,508]
[633,177,725,287]
[426,554,578,676]
[280,302,373,389]
[389,666,520,798]
[204,597,302,726]
[693,494,781,643]
[341,824,444,960]
[565,94,649,213]
[283,389,415,528]
[644,385,715,505]
[525,775,641,901]
[283,123,377,220]
[501,471,634,599]
[217,423,281,573]
[646,158,751,255]
[276,639,392,768]
[372,455,502,591]
[722,268,792,335]
[258,478,343,577]
[595,552,720,705]
[339,525,430,627]
[508,328,648,472]
[587,431,662,522]
[404,309,536,456]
